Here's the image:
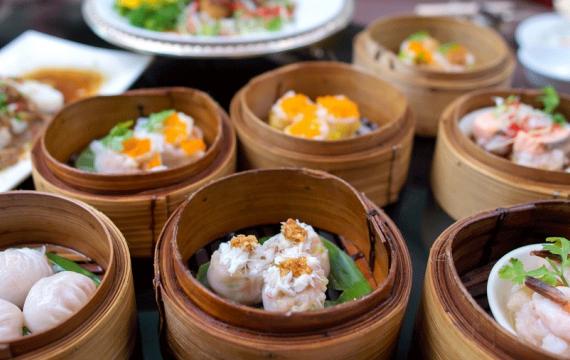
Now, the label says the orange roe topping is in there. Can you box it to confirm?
[445,45,469,65]
[282,218,307,244]
[121,138,151,158]
[279,257,313,277]
[316,95,360,119]
[180,138,206,156]
[285,107,323,139]
[144,153,162,170]
[230,235,259,253]
[163,113,188,144]
[280,93,314,118]
[408,40,433,64]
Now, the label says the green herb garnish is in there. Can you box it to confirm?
[46,252,101,286]
[539,86,567,125]
[438,42,459,54]
[22,326,31,336]
[143,109,175,132]
[118,0,187,32]
[101,120,134,151]
[499,237,570,287]
[408,30,430,41]
[265,17,283,32]
[196,262,210,288]
[75,147,96,172]
[0,92,8,114]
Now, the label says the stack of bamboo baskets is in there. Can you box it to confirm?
[0,191,136,359]
[31,88,237,257]
[353,16,515,136]
[154,169,412,359]
[230,61,415,206]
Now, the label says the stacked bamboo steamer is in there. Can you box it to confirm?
[32,87,236,257]
[230,61,415,206]
[353,15,515,136]
[418,200,570,359]
[154,168,412,359]
[0,191,135,359]
[432,89,570,220]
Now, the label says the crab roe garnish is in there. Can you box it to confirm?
[282,218,307,244]
[284,107,324,139]
[408,41,433,64]
[281,93,314,118]
[144,153,162,170]
[278,257,313,277]
[229,235,259,253]
[163,112,188,145]
[317,95,360,119]
[121,137,151,157]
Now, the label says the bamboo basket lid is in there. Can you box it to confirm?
[230,61,415,207]
[32,87,237,257]
[0,191,136,359]
[418,200,570,359]
[155,168,413,359]
[432,89,570,220]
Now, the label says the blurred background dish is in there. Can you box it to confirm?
[82,0,354,57]
[0,30,151,192]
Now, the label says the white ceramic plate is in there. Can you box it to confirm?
[515,13,570,49]
[487,244,546,335]
[518,47,570,92]
[0,30,152,192]
[83,0,354,57]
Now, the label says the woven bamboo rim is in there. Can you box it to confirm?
[418,200,570,359]
[0,191,135,359]
[32,88,237,257]
[230,61,415,206]
[154,168,412,359]
[432,89,570,220]
[352,16,515,136]
[41,87,223,194]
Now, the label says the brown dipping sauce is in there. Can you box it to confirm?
[24,68,103,103]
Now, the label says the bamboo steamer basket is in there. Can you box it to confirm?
[353,16,515,136]
[0,191,136,360]
[154,168,412,360]
[417,200,570,359]
[32,87,237,257]
[230,61,415,207]
[431,89,570,221]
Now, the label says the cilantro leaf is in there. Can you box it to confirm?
[553,113,567,125]
[526,265,558,286]
[143,110,175,132]
[265,17,283,32]
[408,31,430,41]
[544,237,570,270]
[539,86,560,114]
[499,258,527,285]
[101,120,134,151]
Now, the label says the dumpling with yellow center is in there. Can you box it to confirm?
[398,31,440,67]
[283,106,329,140]
[207,235,269,305]
[269,91,315,130]
[262,219,330,277]
[262,255,328,313]
[316,95,361,140]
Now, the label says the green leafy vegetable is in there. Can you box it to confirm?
[119,1,186,32]
[265,17,283,32]
[75,147,96,172]
[539,86,567,125]
[553,113,567,125]
[321,237,373,304]
[258,236,271,244]
[46,253,101,286]
[499,258,557,286]
[543,237,570,286]
[22,326,31,336]
[143,109,175,132]
[101,120,134,151]
[408,30,429,41]
[196,262,210,288]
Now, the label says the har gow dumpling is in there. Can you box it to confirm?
[0,298,23,343]
[262,255,328,314]
[23,271,96,333]
[207,235,268,305]
[0,248,53,307]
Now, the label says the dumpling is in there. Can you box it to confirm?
[263,219,330,276]
[262,255,328,314]
[0,298,23,343]
[0,248,53,307]
[207,235,268,305]
[23,271,96,333]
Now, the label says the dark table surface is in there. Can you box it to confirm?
[0,0,548,359]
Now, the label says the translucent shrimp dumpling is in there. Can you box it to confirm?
[0,299,23,343]
[23,271,96,333]
[207,235,269,305]
[262,255,328,314]
[0,248,53,307]
[263,219,330,277]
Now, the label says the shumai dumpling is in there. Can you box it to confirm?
[0,248,53,307]
[262,255,328,314]
[0,298,23,343]
[23,271,96,333]
[263,219,330,276]
[207,235,269,305]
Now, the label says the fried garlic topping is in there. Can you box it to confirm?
[229,234,258,253]
[278,257,313,277]
[282,218,307,244]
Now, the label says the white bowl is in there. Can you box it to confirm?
[487,243,547,335]
[518,47,570,93]
[516,13,570,49]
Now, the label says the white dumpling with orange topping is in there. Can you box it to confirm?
[207,235,270,305]
[262,255,328,314]
[263,219,330,277]
[0,299,24,343]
